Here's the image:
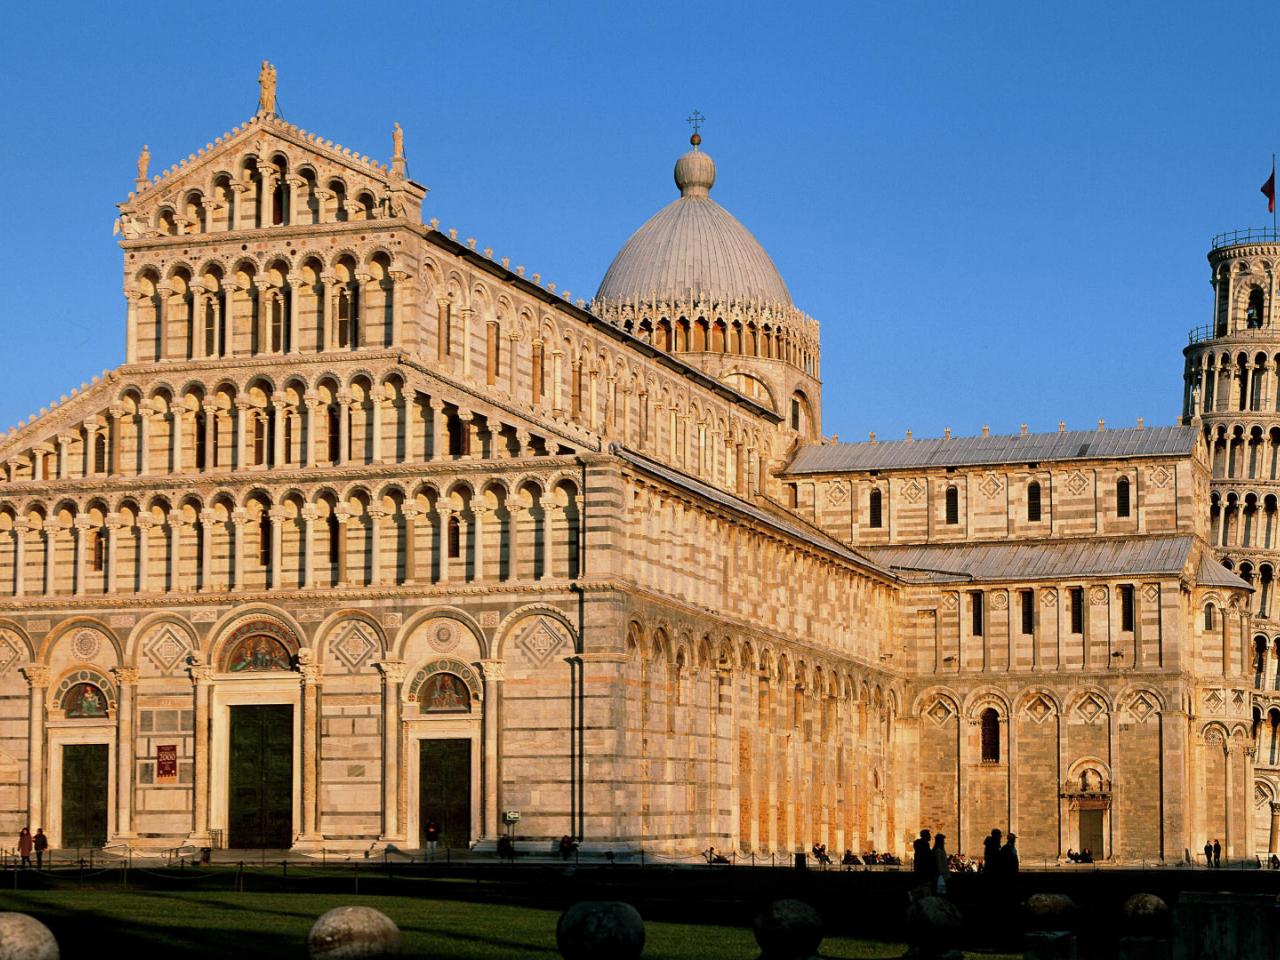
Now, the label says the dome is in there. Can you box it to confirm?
[595,139,792,306]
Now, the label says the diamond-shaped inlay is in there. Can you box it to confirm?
[902,479,925,504]
[927,699,954,726]
[1149,465,1171,488]
[827,482,849,506]
[1067,472,1089,496]
[979,473,1002,498]
[1204,688,1225,711]
[1075,694,1107,724]
[333,623,375,671]
[1143,584,1160,603]
[942,593,959,610]
[144,626,191,674]
[517,618,565,667]
[1025,696,1054,723]
[0,632,21,675]
[1128,693,1156,723]
[1040,589,1058,607]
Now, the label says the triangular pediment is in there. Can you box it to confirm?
[118,113,424,239]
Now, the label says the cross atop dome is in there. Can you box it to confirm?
[686,109,705,149]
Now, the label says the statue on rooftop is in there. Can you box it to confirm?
[137,144,150,182]
[257,60,277,115]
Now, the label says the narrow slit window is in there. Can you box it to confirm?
[980,708,1000,763]
[1117,477,1131,517]
[1070,587,1084,634]
[1121,585,1135,632]
[869,489,883,529]
[1028,481,1041,522]
[945,486,959,525]
[1021,589,1035,634]
[971,591,984,636]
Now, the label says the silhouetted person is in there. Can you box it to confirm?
[16,828,31,869]
[933,833,950,895]
[559,835,577,861]
[913,829,934,882]
[1204,840,1213,867]
[1213,839,1221,868]
[32,829,46,871]
[1000,833,1020,876]
[983,828,1002,874]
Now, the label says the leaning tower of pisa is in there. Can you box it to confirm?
[1184,228,1280,770]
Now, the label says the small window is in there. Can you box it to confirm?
[1120,585,1135,632]
[790,399,801,431]
[327,513,340,564]
[1070,587,1084,634]
[327,406,341,463]
[971,591,984,636]
[1205,604,1216,630]
[93,432,107,474]
[447,515,461,559]
[869,489,883,528]
[91,530,105,572]
[1116,477,1131,518]
[1028,481,1042,522]
[253,414,267,466]
[980,708,1000,763]
[945,486,959,525]
[258,512,271,566]
[1247,288,1265,329]
[1021,589,1035,634]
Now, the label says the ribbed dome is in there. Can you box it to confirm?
[595,142,792,306]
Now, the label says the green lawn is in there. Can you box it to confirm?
[0,891,1015,959]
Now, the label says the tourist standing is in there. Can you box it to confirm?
[1212,839,1221,868]
[982,828,1002,874]
[424,818,440,861]
[17,828,31,869]
[933,833,950,895]
[1000,833,1020,876]
[1204,840,1213,867]
[912,829,933,882]
[32,829,46,870]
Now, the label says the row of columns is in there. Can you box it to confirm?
[5,498,576,597]
[125,272,408,365]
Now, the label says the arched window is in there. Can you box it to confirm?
[980,708,1000,763]
[194,412,206,471]
[447,515,461,559]
[327,406,340,463]
[1116,477,1131,517]
[93,432,107,474]
[253,414,267,466]
[270,294,284,352]
[790,398,801,431]
[204,297,217,355]
[868,489,883,529]
[90,529,105,572]
[283,414,294,465]
[337,290,351,348]
[1248,288,1265,329]
[1204,603,1216,630]
[258,511,271,566]
[327,513,340,564]
[945,485,959,525]
[1028,481,1042,522]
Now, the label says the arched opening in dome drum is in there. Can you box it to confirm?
[655,319,672,351]
[676,318,690,351]
[789,390,812,438]
[693,318,709,351]
[1248,288,1266,329]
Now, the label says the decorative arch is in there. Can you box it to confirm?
[492,602,579,661]
[315,611,386,673]
[393,606,488,661]
[405,659,482,713]
[40,618,122,665]
[51,667,117,718]
[210,610,303,673]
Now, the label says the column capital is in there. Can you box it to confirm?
[301,504,319,522]
[13,519,30,534]
[135,515,157,531]
[375,659,407,683]
[109,404,128,420]
[105,514,126,531]
[56,433,75,447]
[253,278,274,292]
[230,508,249,525]
[198,509,219,525]
[167,515,188,530]
[81,419,99,433]
[271,392,289,407]
[479,659,506,682]
[20,664,50,688]
[389,269,410,283]
[428,398,445,412]
[111,666,140,685]
[233,397,254,412]
[202,402,220,416]
[189,663,215,685]
[401,506,421,521]
[368,507,388,521]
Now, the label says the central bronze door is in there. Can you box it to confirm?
[1079,808,1105,858]
[419,739,471,849]
[228,704,293,848]
[62,743,109,848]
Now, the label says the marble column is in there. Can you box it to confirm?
[1270,801,1280,855]
[402,508,419,584]
[138,410,153,475]
[12,520,27,597]
[155,283,171,360]
[171,406,185,474]
[234,399,250,470]
[337,394,351,465]
[188,663,213,846]
[319,275,334,350]
[335,513,350,586]
[301,506,316,588]
[112,667,139,839]
[136,517,153,593]
[56,435,72,480]
[298,652,323,844]
[167,518,184,592]
[304,397,321,468]
[369,509,386,585]
[473,506,489,582]
[429,400,445,461]
[272,397,288,467]
[231,509,247,591]
[125,290,139,364]
[104,516,120,595]
[438,508,452,584]
[202,404,218,472]
[376,660,405,842]
[355,274,372,348]
[43,523,59,596]
[199,510,217,592]
[389,271,407,347]
[82,421,98,476]
[479,660,505,838]
[371,396,385,464]
[21,665,49,835]
[287,275,303,354]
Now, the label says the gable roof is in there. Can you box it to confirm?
[784,425,1199,475]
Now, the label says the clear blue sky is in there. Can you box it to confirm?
[1,1,1277,442]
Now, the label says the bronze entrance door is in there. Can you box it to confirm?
[61,743,109,848]
[228,704,293,848]
[419,739,471,849]
[1079,808,1105,858]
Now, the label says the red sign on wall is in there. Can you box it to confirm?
[157,745,177,783]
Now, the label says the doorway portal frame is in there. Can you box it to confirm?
[403,715,480,851]
[46,724,115,849]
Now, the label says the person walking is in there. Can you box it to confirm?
[17,828,31,869]
[982,828,1002,874]
[1000,833,1020,876]
[912,829,933,883]
[933,833,950,895]
[424,818,440,861]
[32,829,47,871]
[1212,839,1221,868]
[1204,840,1213,867]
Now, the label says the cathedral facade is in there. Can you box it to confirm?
[0,68,1263,862]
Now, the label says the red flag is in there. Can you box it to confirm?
[1264,163,1276,214]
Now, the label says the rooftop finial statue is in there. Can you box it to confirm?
[392,122,404,159]
[257,60,277,115]
[136,144,150,183]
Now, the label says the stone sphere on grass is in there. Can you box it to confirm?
[904,895,962,955]
[555,901,645,960]
[0,913,58,960]
[1123,893,1170,936]
[1023,893,1077,928]
[308,906,401,958]
[752,899,824,960]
